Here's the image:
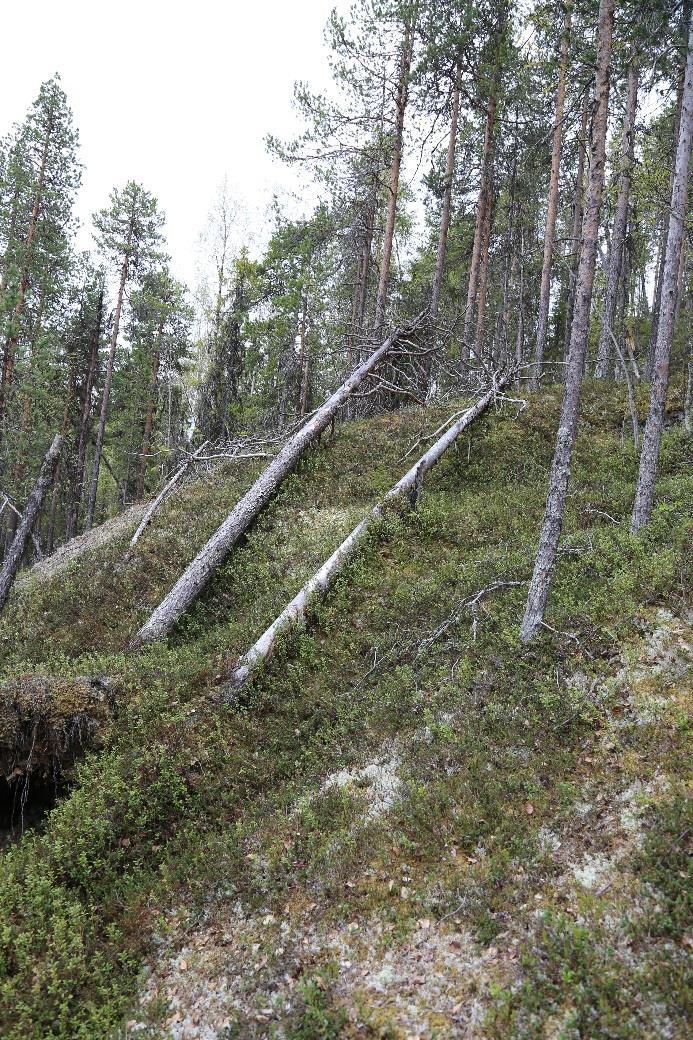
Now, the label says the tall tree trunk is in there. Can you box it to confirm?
[430,70,461,321]
[474,189,496,358]
[595,58,639,378]
[646,31,688,380]
[136,324,163,499]
[45,351,79,553]
[532,3,572,389]
[463,92,497,356]
[66,287,103,540]
[133,321,422,647]
[631,16,693,532]
[374,8,417,330]
[520,0,614,643]
[563,91,590,357]
[85,257,129,531]
[0,434,62,610]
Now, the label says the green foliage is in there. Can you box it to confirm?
[0,385,690,1036]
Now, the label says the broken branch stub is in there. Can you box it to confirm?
[132,321,424,647]
[222,374,508,698]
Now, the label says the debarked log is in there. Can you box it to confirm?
[222,373,509,698]
[132,318,426,648]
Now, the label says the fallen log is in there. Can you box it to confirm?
[222,374,508,698]
[0,434,63,611]
[132,319,425,647]
[130,440,210,549]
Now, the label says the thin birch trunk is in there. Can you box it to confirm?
[0,434,62,610]
[631,16,693,532]
[133,322,421,646]
[532,2,572,389]
[520,0,614,643]
[298,296,311,416]
[223,377,507,696]
[595,58,639,378]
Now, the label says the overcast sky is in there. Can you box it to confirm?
[0,0,339,288]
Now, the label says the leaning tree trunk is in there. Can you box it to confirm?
[223,376,508,696]
[631,15,693,532]
[132,321,422,646]
[84,257,129,531]
[0,434,63,610]
[532,2,572,389]
[520,0,614,643]
[374,9,417,330]
[595,57,639,378]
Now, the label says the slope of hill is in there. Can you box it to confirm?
[0,382,690,1039]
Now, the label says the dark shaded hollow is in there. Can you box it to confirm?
[0,769,67,848]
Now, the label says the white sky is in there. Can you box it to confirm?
[0,0,339,288]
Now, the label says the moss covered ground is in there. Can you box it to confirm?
[0,381,690,1038]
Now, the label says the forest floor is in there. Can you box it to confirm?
[0,380,690,1039]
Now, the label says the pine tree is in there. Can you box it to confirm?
[84,181,164,530]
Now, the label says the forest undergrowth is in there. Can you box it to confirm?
[0,381,690,1038]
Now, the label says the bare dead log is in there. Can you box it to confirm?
[222,375,508,697]
[0,494,43,560]
[130,441,210,549]
[132,321,425,647]
[0,434,63,611]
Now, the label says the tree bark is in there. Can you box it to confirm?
[564,91,589,358]
[631,16,693,532]
[66,286,103,539]
[374,8,417,330]
[0,434,63,610]
[646,36,688,381]
[430,71,461,321]
[462,4,507,360]
[298,296,311,416]
[132,322,422,646]
[532,3,572,388]
[136,325,163,499]
[595,58,639,378]
[85,257,129,531]
[520,0,614,643]
[223,376,508,696]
